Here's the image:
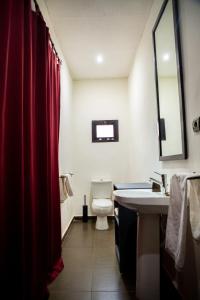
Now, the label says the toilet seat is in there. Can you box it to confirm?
[92,198,112,208]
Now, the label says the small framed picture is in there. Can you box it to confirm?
[92,120,119,143]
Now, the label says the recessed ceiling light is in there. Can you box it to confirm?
[96,54,104,64]
[162,53,170,62]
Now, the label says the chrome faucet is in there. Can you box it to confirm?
[149,171,168,195]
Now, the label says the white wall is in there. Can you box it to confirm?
[72,79,129,216]
[59,61,75,238]
[128,0,161,181]
[128,0,200,181]
[37,0,75,237]
[128,0,200,296]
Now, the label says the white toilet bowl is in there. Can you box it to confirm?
[91,180,113,230]
[92,198,113,230]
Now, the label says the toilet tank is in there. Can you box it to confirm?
[91,180,113,199]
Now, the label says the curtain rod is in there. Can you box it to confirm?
[33,0,62,64]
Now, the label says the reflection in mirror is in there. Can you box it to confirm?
[153,0,187,161]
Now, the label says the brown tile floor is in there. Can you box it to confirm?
[48,219,181,300]
[48,219,136,300]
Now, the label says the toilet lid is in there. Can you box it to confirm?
[93,199,112,208]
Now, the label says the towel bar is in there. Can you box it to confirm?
[187,176,200,180]
[60,173,74,178]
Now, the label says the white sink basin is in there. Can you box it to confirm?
[113,189,169,214]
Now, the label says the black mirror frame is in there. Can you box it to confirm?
[152,0,187,161]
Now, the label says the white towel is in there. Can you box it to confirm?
[65,175,73,197]
[165,174,188,270]
[188,179,200,241]
[165,173,200,270]
[59,177,68,202]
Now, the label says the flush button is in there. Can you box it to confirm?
[192,117,200,132]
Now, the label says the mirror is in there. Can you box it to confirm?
[152,0,187,161]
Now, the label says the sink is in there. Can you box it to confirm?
[113,188,169,214]
[113,189,170,300]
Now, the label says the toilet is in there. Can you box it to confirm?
[91,180,113,230]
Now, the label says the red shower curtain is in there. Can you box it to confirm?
[0,1,63,299]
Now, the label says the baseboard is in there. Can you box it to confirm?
[108,216,115,220]
[74,216,114,220]
[74,216,95,220]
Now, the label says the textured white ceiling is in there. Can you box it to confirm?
[45,0,153,79]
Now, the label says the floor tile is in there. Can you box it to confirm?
[92,291,136,300]
[49,270,93,291]
[92,268,135,292]
[63,233,94,248]
[93,232,115,248]
[49,291,92,300]
[62,221,95,247]
[49,220,136,298]
[48,219,181,300]
[62,247,94,270]
[92,247,118,269]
